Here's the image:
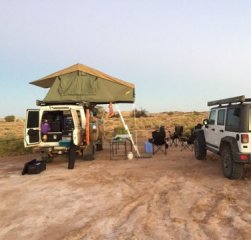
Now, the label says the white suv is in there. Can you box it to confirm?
[194,96,251,179]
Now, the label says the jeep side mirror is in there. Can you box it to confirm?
[203,119,209,126]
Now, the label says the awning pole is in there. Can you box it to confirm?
[115,104,140,157]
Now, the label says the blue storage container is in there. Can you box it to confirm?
[59,140,71,147]
[144,141,153,153]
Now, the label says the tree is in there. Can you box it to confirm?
[131,108,149,118]
[5,115,15,122]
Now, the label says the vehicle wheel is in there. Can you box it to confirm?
[41,151,53,163]
[96,140,103,151]
[194,138,206,160]
[83,142,96,161]
[221,145,244,179]
[68,143,76,169]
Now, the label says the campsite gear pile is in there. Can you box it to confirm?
[24,63,136,170]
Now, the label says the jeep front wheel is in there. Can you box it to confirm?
[221,146,244,179]
[194,138,206,160]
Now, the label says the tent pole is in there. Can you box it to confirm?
[133,103,138,147]
[115,104,140,157]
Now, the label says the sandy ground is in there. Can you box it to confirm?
[0,141,251,240]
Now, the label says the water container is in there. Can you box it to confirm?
[127,152,134,160]
[144,142,153,154]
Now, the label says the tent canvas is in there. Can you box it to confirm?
[30,63,135,104]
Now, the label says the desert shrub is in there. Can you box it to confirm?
[132,108,149,118]
[145,124,152,129]
[113,126,127,136]
[111,112,120,118]
[0,137,32,156]
[5,115,15,122]
[193,111,200,116]
[168,111,174,116]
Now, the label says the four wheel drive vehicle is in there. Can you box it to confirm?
[24,102,104,168]
[194,95,251,179]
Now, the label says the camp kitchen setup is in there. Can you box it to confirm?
[24,63,138,172]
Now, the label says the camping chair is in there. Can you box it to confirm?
[169,125,184,147]
[180,128,196,151]
[149,126,168,154]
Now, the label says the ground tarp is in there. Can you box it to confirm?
[30,63,135,104]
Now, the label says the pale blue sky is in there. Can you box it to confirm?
[1,0,251,117]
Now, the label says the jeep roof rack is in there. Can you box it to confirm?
[207,95,251,107]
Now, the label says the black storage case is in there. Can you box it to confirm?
[22,159,46,175]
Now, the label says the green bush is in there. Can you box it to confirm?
[131,108,149,118]
[0,138,32,156]
[113,126,127,136]
[5,115,15,122]
[193,111,200,116]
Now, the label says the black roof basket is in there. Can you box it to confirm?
[207,95,251,107]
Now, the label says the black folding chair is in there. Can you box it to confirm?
[169,125,184,147]
[180,124,203,151]
[149,126,168,154]
[180,135,194,151]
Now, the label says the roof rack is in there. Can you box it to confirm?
[36,100,91,107]
[207,95,251,107]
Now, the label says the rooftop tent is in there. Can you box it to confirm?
[30,63,135,104]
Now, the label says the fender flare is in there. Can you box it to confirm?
[220,136,239,155]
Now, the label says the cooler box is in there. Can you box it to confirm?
[59,140,71,147]
[144,141,153,154]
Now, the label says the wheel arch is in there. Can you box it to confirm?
[220,136,239,154]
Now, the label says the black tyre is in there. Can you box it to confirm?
[41,151,53,163]
[194,137,206,160]
[68,143,76,169]
[221,146,244,179]
[96,140,103,151]
[83,142,96,161]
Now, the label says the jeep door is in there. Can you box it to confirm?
[24,109,40,147]
[204,109,218,149]
[214,108,226,147]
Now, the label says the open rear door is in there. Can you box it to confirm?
[71,109,83,146]
[24,109,40,147]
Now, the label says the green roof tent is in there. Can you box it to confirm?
[30,63,135,104]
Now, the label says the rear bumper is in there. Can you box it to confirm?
[233,152,251,163]
[33,146,69,154]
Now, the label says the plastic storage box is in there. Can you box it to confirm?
[59,140,71,147]
[144,141,153,154]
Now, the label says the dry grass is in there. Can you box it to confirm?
[0,112,208,140]
[0,122,24,139]
[0,111,208,155]
[104,111,208,138]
